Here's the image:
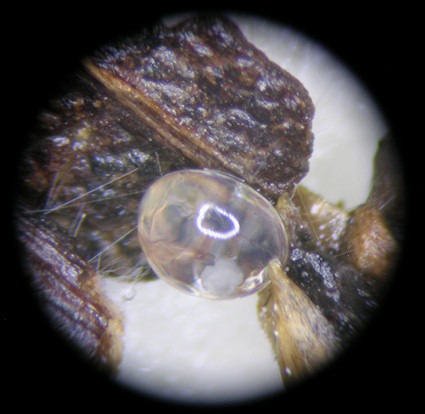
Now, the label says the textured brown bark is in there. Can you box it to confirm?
[16,213,124,369]
[258,136,403,384]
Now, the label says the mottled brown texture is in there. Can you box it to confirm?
[275,193,377,341]
[19,77,198,274]
[19,15,314,276]
[16,213,124,369]
[344,205,397,278]
[293,185,349,252]
[342,136,402,280]
[257,136,404,383]
[87,14,314,198]
[258,260,338,385]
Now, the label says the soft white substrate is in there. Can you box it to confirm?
[101,14,388,405]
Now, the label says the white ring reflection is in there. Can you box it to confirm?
[196,203,240,240]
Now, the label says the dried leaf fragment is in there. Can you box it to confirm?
[86,14,315,198]
[258,260,338,385]
[293,185,349,252]
[344,205,397,278]
[16,212,124,370]
[258,136,404,384]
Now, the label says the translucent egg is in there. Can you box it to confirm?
[137,169,289,299]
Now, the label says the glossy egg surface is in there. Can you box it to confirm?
[138,169,288,299]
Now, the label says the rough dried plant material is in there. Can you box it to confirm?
[293,185,349,252]
[342,137,403,280]
[19,15,314,278]
[258,260,337,384]
[258,137,403,384]
[344,205,397,278]
[86,14,314,199]
[16,213,124,369]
